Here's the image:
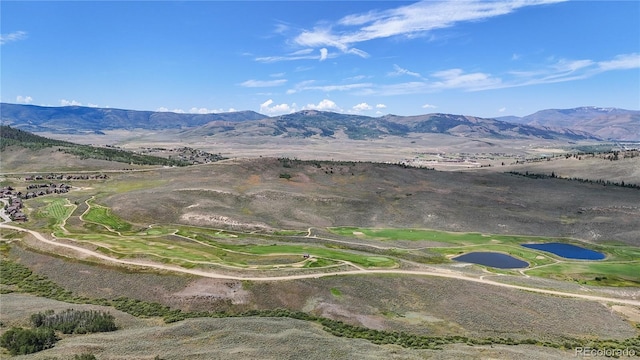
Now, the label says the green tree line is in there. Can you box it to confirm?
[0,125,190,166]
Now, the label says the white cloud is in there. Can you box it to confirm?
[292,1,563,59]
[156,107,185,113]
[239,79,287,87]
[319,48,328,61]
[87,103,99,108]
[501,53,640,89]
[430,68,501,91]
[189,107,220,114]
[352,102,372,112]
[303,99,341,111]
[552,59,594,73]
[256,48,322,63]
[498,107,507,113]
[373,81,430,96]
[16,95,33,104]
[389,64,423,79]
[289,81,372,94]
[260,99,296,115]
[273,23,290,35]
[157,107,234,114]
[60,99,83,106]
[422,103,437,109]
[598,53,640,71]
[0,31,27,45]
[376,104,387,109]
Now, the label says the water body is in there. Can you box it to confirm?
[452,252,529,269]
[521,242,605,260]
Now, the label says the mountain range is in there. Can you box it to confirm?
[497,107,640,141]
[1,103,638,141]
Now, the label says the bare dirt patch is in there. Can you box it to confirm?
[169,278,250,306]
[611,305,640,323]
[180,212,271,231]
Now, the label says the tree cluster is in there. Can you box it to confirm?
[30,309,117,334]
[0,327,58,355]
[1,125,190,166]
[507,171,639,189]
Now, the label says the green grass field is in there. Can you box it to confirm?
[28,199,396,270]
[330,226,640,286]
[15,197,640,285]
[36,198,76,234]
[526,262,640,287]
[82,201,133,233]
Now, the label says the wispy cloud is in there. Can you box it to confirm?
[371,52,640,95]
[283,51,638,99]
[502,53,640,89]
[430,68,502,90]
[389,64,424,80]
[598,53,640,71]
[422,103,437,109]
[288,81,373,94]
[239,79,287,87]
[0,31,27,45]
[289,0,564,59]
[256,48,335,63]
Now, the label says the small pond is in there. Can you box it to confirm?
[521,242,605,260]
[452,252,529,269]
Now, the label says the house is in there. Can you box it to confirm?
[12,212,27,221]
[6,205,20,215]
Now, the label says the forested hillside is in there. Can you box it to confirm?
[0,126,190,166]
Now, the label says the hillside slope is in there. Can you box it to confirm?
[2,103,601,141]
[499,107,640,141]
[0,103,266,133]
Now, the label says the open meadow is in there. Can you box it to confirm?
[1,149,639,359]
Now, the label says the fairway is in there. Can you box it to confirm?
[82,200,133,233]
[25,199,397,271]
[329,226,640,285]
[15,198,638,285]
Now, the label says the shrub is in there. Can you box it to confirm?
[0,327,58,355]
[31,309,117,334]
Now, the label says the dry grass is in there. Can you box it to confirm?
[2,144,639,359]
[9,246,637,343]
[87,158,640,246]
[1,294,578,360]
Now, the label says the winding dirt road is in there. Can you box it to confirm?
[2,222,639,306]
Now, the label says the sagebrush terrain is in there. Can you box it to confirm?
[1,133,639,359]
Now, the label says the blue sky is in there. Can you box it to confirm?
[2,0,639,117]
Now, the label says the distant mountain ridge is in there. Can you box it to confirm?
[171,109,601,141]
[497,106,640,141]
[0,103,266,134]
[3,102,636,141]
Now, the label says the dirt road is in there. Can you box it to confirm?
[2,222,639,306]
